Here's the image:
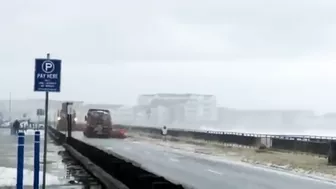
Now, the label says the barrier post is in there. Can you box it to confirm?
[16,132,25,189]
[34,131,41,189]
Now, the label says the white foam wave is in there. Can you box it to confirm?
[198,126,336,137]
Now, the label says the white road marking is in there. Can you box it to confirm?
[124,147,131,151]
[207,169,223,175]
[169,158,179,162]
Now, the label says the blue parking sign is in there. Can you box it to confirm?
[34,59,61,92]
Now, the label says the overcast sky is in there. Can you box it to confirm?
[1,0,336,112]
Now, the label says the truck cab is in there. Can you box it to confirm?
[56,102,79,131]
[83,109,113,138]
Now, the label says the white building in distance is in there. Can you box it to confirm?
[136,93,217,125]
[111,105,135,124]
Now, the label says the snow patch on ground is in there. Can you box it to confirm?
[22,130,45,138]
[0,167,64,186]
[241,158,336,184]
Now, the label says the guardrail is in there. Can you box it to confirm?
[48,126,187,189]
[113,124,332,157]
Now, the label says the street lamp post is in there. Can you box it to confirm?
[66,102,73,138]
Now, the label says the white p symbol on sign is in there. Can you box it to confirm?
[42,60,55,73]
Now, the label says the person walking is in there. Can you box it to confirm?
[161,125,168,141]
[13,119,20,134]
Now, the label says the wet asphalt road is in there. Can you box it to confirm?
[72,132,336,189]
[0,128,101,189]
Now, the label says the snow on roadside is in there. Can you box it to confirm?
[23,130,45,138]
[240,158,336,184]
[0,167,64,186]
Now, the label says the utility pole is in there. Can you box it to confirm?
[9,92,11,122]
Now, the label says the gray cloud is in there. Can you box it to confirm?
[1,0,336,112]
[2,0,336,62]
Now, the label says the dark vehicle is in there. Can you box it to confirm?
[83,109,126,138]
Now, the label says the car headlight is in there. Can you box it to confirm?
[74,117,78,122]
[57,117,61,121]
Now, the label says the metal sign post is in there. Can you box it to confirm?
[34,53,62,189]
[42,88,49,189]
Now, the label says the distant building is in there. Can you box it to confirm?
[0,99,84,122]
[111,106,135,124]
[136,93,217,124]
[137,94,156,106]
